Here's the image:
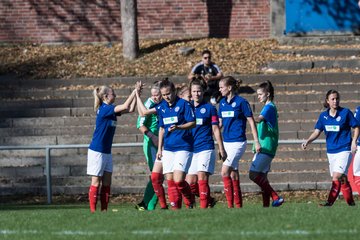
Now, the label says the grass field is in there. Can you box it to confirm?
[1,200,359,240]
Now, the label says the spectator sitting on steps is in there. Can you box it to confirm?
[188,49,223,105]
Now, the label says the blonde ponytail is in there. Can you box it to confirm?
[93,86,111,112]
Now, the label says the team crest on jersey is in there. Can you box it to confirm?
[175,106,180,112]
[231,102,236,108]
[336,116,341,122]
[200,108,206,114]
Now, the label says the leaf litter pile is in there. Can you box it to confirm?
[0,38,278,79]
[2,38,360,80]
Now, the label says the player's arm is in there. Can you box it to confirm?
[302,129,321,150]
[139,125,158,147]
[157,127,165,160]
[254,114,265,123]
[168,121,196,132]
[136,91,157,116]
[212,124,227,161]
[352,126,360,153]
[218,118,223,129]
[247,116,261,153]
[115,81,142,113]
[208,71,223,81]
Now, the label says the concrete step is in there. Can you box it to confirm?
[0,129,318,146]
[272,48,360,57]
[268,59,360,71]
[0,133,143,146]
[0,75,186,90]
[239,72,360,85]
[1,89,360,111]
[277,36,360,46]
[0,142,327,167]
[0,171,330,190]
[0,182,333,196]
[0,119,319,137]
[2,73,360,91]
[2,80,360,103]
[1,98,359,120]
[0,160,329,178]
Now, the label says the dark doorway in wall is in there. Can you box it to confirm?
[206,0,233,38]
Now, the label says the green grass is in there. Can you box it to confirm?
[0,202,359,240]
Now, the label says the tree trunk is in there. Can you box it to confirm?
[120,0,139,60]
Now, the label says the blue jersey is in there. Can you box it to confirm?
[260,103,278,130]
[218,95,253,142]
[156,97,195,152]
[89,103,118,154]
[315,107,359,154]
[192,101,219,153]
[354,106,360,146]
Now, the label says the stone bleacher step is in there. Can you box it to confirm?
[0,182,333,196]
[0,160,329,178]
[0,171,331,196]
[267,59,360,71]
[273,48,360,57]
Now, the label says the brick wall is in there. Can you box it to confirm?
[0,0,270,43]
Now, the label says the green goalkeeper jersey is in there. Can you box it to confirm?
[136,98,159,144]
[253,102,279,157]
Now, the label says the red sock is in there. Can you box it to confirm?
[100,185,110,211]
[327,180,341,205]
[341,181,355,205]
[253,175,279,201]
[175,181,195,208]
[88,185,98,213]
[262,191,271,207]
[190,182,200,197]
[198,180,209,209]
[151,172,167,209]
[222,176,233,208]
[167,179,181,209]
[232,179,242,208]
[354,176,360,194]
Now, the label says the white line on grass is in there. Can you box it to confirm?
[0,230,114,236]
[132,229,358,237]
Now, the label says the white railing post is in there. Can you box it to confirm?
[45,147,52,204]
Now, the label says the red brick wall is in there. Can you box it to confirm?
[0,0,270,43]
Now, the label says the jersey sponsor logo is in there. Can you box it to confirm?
[200,108,206,114]
[325,125,340,132]
[163,116,178,125]
[221,111,234,118]
[196,118,203,125]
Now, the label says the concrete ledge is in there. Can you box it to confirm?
[273,49,360,57]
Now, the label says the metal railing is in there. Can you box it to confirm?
[0,140,325,204]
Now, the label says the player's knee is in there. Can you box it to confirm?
[249,171,258,181]
[151,172,163,184]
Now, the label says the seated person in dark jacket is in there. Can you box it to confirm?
[188,49,223,104]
